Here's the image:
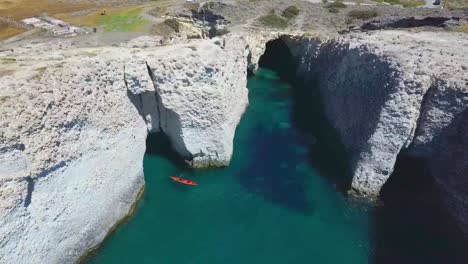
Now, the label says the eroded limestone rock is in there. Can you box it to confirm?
[125,35,252,167]
[286,30,468,236]
[0,33,258,263]
[287,30,467,197]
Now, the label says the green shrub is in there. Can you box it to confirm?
[328,7,340,13]
[401,0,425,7]
[347,10,378,20]
[259,12,288,29]
[215,27,230,36]
[163,18,180,32]
[151,22,174,37]
[383,0,401,4]
[97,7,145,32]
[281,5,300,18]
[205,1,215,9]
[326,0,347,8]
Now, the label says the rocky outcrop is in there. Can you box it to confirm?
[0,33,255,263]
[285,30,468,235]
[1,25,467,262]
[353,14,468,31]
[0,56,147,263]
[125,36,251,167]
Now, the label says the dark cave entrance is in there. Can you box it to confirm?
[145,131,192,171]
[375,152,468,264]
[258,37,468,264]
[133,37,467,264]
[258,37,353,192]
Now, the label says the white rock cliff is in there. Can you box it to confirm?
[286,30,468,235]
[0,34,254,263]
[0,28,467,262]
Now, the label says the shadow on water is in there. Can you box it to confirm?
[291,75,353,193]
[252,37,468,263]
[233,38,351,214]
[146,131,192,172]
[372,153,468,264]
[259,38,353,192]
[235,119,313,214]
[230,39,314,214]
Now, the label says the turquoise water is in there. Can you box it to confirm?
[88,68,371,264]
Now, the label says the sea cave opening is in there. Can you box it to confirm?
[260,37,468,264]
[375,152,468,264]
[89,37,466,264]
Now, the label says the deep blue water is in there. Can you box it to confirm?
[88,68,371,263]
[87,39,467,264]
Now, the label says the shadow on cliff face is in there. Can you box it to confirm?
[372,153,468,264]
[315,41,399,182]
[235,119,313,214]
[427,108,468,240]
[146,131,192,171]
[232,38,352,213]
[291,75,353,192]
[128,90,190,169]
[259,38,353,192]
[230,39,312,214]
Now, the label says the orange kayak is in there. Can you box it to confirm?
[170,176,197,186]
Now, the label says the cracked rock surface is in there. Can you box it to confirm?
[0,26,467,262]
[288,30,468,236]
[0,33,258,263]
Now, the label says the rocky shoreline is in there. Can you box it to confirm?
[1,14,467,264]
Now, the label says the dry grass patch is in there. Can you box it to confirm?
[281,5,300,19]
[452,24,468,33]
[0,0,92,20]
[259,10,288,29]
[56,6,147,32]
[0,24,24,40]
[401,0,425,7]
[444,0,468,9]
[347,9,378,20]
[326,0,347,8]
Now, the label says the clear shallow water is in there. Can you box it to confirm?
[88,68,371,264]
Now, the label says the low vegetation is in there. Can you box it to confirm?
[326,0,347,8]
[401,0,425,7]
[380,0,401,4]
[163,18,180,33]
[148,6,168,17]
[373,0,425,7]
[347,9,378,20]
[259,10,288,29]
[151,23,172,37]
[325,0,347,13]
[214,27,230,36]
[185,2,200,11]
[281,5,300,19]
[97,7,145,32]
[0,26,24,41]
[444,0,468,10]
[0,57,16,64]
[205,1,216,9]
[452,24,468,33]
